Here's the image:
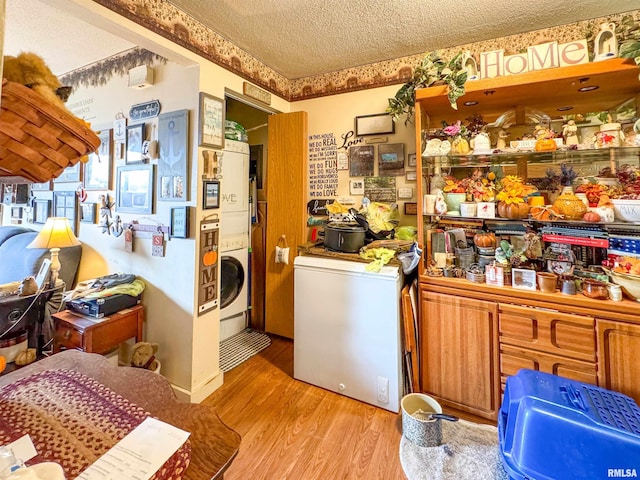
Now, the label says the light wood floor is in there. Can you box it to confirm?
[203,336,407,480]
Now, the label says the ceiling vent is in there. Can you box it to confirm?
[128,65,154,89]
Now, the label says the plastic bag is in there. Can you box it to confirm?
[364,202,399,233]
[395,226,417,241]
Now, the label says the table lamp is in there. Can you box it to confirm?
[27,217,80,287]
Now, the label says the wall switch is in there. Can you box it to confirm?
[377,376,389,404]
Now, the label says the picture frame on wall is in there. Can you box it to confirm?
[33,199,51,224]
[158,109,189,202]
[202,180,220,209]
[407,153,417,167]
[53,191,78,235]
[115,165,155,214]
[378,143,405,176]
[53,161,82,183]
[84,129,113,190]
[198,93,225,149]
[355,113,395,136]
[30,181,52,191]
[80,203,97,224]
[170,206,191,238]
[348,145,375,177]
[14,184,30,204]
[126,123,145,164]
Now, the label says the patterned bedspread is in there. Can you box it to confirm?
[0,369,191,479]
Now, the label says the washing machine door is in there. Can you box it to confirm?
[220,255,245,309]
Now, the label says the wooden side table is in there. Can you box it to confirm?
[53,305,144,354]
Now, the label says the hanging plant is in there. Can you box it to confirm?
[387,51,468,124]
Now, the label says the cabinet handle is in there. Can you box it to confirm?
[63,330,72,340]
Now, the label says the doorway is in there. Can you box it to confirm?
[224,91,277,332]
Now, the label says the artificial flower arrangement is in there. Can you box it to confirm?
[441,168,498,201]
[495,175,538,219]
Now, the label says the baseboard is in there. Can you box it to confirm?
[171,369,224,403]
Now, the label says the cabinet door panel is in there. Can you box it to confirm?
[597,319,640,404]
[420,291,499,420]
[499,304,595,362]
[500,344,597,387]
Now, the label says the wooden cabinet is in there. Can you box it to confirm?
[597,318,640,403]
[498,304,597,389]
[53,306,144,354]
[419,291,500,420]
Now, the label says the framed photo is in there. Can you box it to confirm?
[404,202,418,215]
[406,170,417,182]
[54,162,82,183]
[33,199,51,224]
[84,129,113,190]
[31,181,51,191]
[355,113,395,136]
[53,191,77,235]
[202,180,220,209]
[336,151,349,171]
[397,187,413,199]
[2,185,13,205]
[349,179,365,195]
[116,165,155,214]
[170,206,191,239]
[198,93,225,149]
[158,109,189,201]
[10,206,22,219]
[126,123,145,164]
[512,268,537,291]
[407,153,417,167]
[14,184,30,204]
[80,203,97,223]
[378,143,405,176]
[349,145,375,177]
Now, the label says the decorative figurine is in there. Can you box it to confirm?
[562,120,579,146]
[496,129,510,150]
[593,22,618,61]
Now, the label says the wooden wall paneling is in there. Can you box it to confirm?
[265,111,308,338]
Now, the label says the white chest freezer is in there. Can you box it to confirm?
[293,255,403,412]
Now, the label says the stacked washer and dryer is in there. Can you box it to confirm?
[219,139,251,341]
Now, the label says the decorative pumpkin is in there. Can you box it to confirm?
[473,232,496,248]
[553,187,587,220]
[530,205,561,221]
[497,201,530,220]
[14,348,36,367]
[202,249,218,267]
[583,211,601,222]
[0,355,5,374]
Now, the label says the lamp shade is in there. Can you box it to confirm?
[27,217,81,249]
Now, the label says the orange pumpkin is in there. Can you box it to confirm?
[530,205,560,221]
[498,201,530,220]
[583,211,601,222]
[473,232,496,248]
[0,355,6,374]
[203,250,218,266]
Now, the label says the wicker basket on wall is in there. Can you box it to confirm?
[0,79,101,183]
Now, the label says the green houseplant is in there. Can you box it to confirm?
[387,51,468,124]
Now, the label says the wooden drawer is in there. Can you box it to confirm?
[500,343,598,388]
[54,326,83,351]
[499,304,596,362]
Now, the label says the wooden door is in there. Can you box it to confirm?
[420,291,500,420]
[597,319,640,404]
[264,111,307,338]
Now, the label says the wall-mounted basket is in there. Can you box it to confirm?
[0,79,101,183]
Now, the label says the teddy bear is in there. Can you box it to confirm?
[130,341,160,372]
[2,52,71,111]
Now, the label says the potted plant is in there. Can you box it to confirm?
[387,51,468,124]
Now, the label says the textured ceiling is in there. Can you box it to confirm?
[3,0,638,79]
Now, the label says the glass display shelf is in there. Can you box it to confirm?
[420,146,640,170]
[422,213,640,228]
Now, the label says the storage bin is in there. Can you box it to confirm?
[499,369,640,480]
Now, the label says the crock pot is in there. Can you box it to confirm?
[323,223,366,253]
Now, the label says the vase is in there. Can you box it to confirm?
[552,186,587,220]
[444,192,467,214]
